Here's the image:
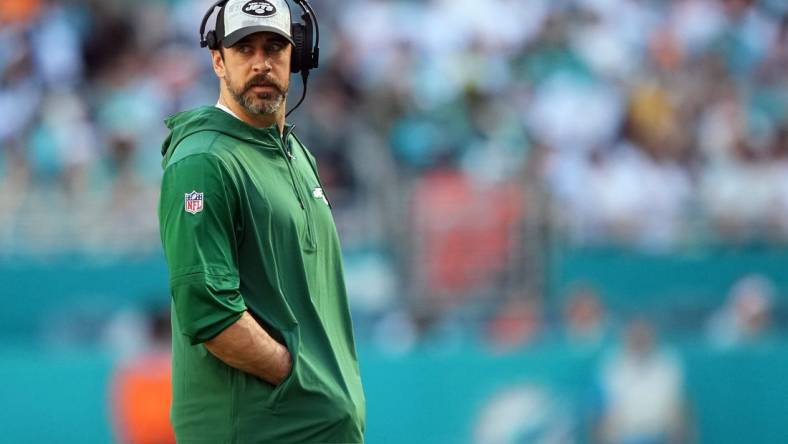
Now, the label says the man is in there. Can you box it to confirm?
[158,0,365,442]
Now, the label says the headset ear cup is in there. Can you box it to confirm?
[206,30,218,50]
[291,23,306,74]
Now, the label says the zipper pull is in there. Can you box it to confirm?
[282,124,296,158]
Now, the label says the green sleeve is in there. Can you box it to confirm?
[159,153,246,345]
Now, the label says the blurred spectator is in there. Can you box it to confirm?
[594,318,692,444]
[487,297,542,351]
[706,273,776,347]
[561,285,613,349]
[109,307,175,444]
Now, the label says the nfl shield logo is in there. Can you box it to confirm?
[185,191,204,214]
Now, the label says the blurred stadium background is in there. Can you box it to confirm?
[1,0,788,442]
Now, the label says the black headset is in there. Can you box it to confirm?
[199,0,320,115]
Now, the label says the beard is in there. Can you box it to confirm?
[225,72,287,116]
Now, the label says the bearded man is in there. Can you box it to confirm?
[157,1,366,442]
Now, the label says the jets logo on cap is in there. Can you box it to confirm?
[242,0,277,17]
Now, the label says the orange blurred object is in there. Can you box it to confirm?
[0,0,41,25]
[412,169,524,304]
[111,351,176,444]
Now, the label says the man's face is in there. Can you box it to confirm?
[213,32,291,116]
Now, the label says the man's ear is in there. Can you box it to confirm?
[211,49,226,78]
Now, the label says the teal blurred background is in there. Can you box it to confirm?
[1,0,788,443]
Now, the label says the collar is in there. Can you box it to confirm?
[215,101,290,139]
[216,101,241,121]
[165,106,294,153]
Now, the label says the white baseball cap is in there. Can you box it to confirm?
[217,0,294,48]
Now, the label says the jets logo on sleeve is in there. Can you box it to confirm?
[312,187,328,206]
[185,191,204,214]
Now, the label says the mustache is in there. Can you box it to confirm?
[243,75,285,95]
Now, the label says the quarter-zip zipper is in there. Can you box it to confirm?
[279,125,304,209]
[279,125,317,250]
[282,125,296,159]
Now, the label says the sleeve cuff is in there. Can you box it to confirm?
[170,271,247,345]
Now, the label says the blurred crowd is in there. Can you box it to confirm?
[1,0,787,343]
[474,272,779,443]
[3,3,787,441]
[1,0,786,248]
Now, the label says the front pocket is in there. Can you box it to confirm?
[267,332,299,410]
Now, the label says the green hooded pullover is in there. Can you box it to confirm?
[158,106,365,444]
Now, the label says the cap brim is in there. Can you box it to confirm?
[222,26,294,48]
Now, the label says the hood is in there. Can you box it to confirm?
[161,106,291,168]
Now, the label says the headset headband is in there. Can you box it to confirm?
[198,0,228,49]
[198,0,319,72]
